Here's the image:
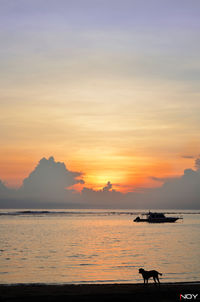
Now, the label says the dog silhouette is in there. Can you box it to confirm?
[139,268,162,284]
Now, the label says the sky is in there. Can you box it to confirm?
[0,0,200,208]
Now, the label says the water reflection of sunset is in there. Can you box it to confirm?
[1,212,199,284]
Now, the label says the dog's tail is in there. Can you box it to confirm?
[159,272,162,276]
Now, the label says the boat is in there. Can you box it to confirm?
[134,211,182,223]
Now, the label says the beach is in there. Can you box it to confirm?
[0,282,200,302]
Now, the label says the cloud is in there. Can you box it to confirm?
[151,176,176,183]
[0,156,200,209]
[81,181,123,208]
[158,168,200,208]
[0,156,84,207]
[130,168,200,209]
[0,180,11,196]
[102,181,112,192]
[0,180,18,207]
[181,155,195,159]
[195,157,200,170]
[19,156,84,202]
[22,156,83,189]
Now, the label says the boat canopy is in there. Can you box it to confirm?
[149,212,165,218]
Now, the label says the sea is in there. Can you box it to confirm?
[0,209,200,284]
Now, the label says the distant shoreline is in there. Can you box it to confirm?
[0,282,200,302]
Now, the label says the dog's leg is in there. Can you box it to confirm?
[143,277,147,286]
[156,276,161,287]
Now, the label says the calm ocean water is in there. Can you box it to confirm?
[0,209,200,284]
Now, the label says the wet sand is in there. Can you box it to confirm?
[0,282,200,302]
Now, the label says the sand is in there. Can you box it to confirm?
[0,282,200,302]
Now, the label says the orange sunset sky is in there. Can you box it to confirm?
[1,1,200,193]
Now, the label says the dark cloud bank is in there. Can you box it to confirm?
[0,156,200,209]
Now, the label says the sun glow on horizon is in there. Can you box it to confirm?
[0,150,197,194]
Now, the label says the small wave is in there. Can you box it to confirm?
[0,210,51,216]
[0,210,140,216]
[0,209,199,217]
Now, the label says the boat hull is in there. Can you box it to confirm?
[134,217,179,223]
